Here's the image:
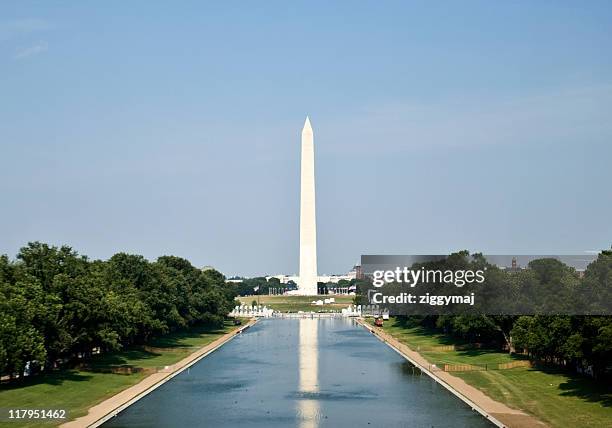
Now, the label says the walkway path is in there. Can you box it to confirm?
[61,319,257,428]
[356,318,547,428]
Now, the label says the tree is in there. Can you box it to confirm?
[0,243,237,380]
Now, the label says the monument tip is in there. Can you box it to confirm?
[303,116,312,131]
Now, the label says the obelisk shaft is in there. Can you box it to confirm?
[299,117,318,295]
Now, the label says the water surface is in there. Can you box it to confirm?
[104,318,491,427]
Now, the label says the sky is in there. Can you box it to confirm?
[1,1,611,277]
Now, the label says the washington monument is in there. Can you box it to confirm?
[298,117,318,295]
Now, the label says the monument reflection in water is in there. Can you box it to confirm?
[298,318,319,427]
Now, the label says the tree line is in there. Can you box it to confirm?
[0,242,237,380]
[420,312,612,378]
[232,276,358,297]
[361,250,612,378]
[231,276,291,296]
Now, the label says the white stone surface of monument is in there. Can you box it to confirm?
[298,117,318,295]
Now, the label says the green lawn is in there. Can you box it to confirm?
[378,317,612,428]
[237,295,353,313]
[0,322,239,428]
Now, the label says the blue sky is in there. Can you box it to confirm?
[1,1,611,276]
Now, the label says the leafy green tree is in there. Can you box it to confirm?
[0,243,237,380]
[0,278,47,377]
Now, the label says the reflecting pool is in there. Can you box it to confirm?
[104,318,491,427]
